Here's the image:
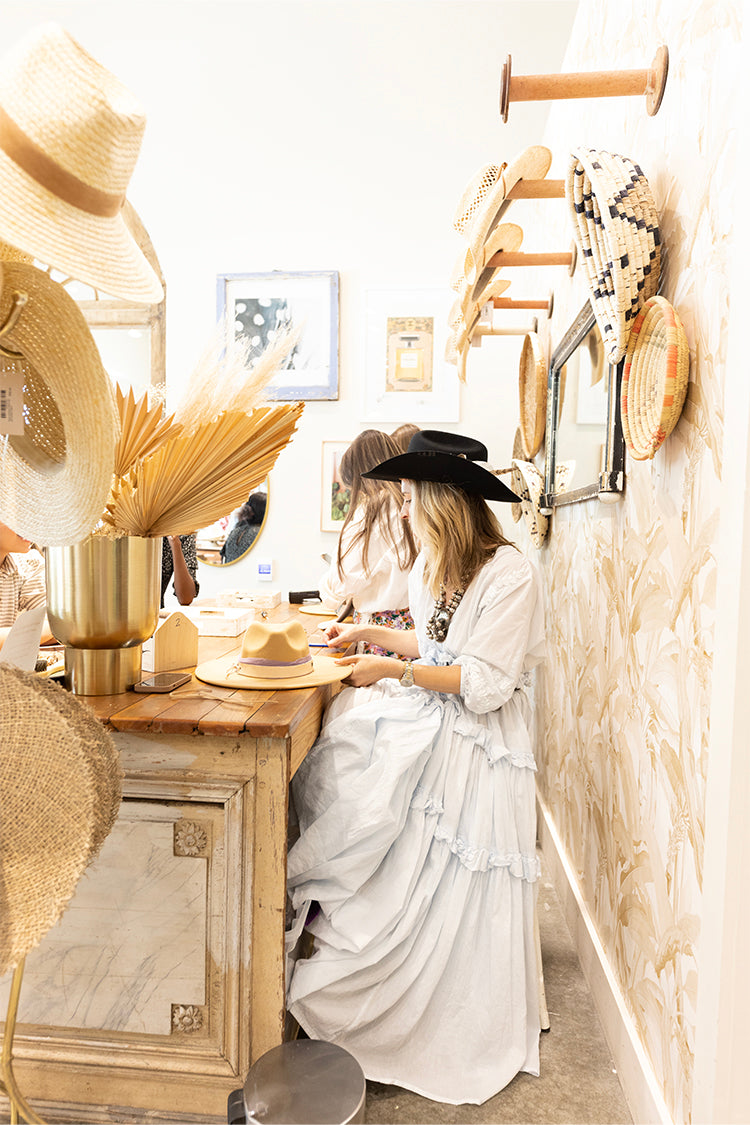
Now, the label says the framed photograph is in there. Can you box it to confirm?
[364,288,459,423]
[217,270,339,400]
[321,441,352,532]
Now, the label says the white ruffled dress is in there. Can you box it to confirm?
[286,545,545,1105]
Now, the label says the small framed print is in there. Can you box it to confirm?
[217,270,339,400]
[321,441,352,532]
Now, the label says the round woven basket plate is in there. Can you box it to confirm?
[518,332,547,459]
[620,296,689,460]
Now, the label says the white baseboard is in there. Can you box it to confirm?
[537,795,673,1125]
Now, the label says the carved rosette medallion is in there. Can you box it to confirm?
[171,1004,205,1034]
[174,819,209,857]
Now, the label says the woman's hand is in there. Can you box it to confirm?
[322,622,361,647]
[335,654,400,687]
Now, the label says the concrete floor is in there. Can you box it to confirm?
[363,864,633,1125]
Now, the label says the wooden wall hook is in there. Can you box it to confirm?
[499,46,669,123]
[506,179,565,200]
[487,241,577,276]
[473,321,539,338]
[493,292,555,318]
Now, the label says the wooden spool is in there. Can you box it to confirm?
[499,45,669,123]
[487,242,577,276]
[493,293,554,318]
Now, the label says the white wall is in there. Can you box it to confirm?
[1,0,577,601]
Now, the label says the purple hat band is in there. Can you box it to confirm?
[239,655,311,668]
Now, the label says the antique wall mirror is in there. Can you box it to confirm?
[543,299,625,508]
[195,480,269,567]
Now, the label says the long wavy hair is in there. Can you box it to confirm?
[336,429,418,579]
[409,479,515,597]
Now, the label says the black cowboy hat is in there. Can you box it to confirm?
[363,429,520,503]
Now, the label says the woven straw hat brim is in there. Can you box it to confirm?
[518,332,547,459]
[0,24,162,302]
[0,261,119,545]
[620,295,689,459]
[467,146,552,269]
[462,220,524,290]
[509,428,526,522]
[195,651,352,690]
[567,147,661,365]
[511,457,549,548]
[0,665,121,976]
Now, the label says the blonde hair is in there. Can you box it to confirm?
[337,429,417,579]
[410,480,515,597]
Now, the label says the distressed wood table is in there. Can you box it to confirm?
[0,606,340,1124]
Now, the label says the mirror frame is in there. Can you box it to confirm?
[543,299,626,509]
[196,480,271,568]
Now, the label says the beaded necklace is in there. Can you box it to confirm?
[425,583,465,643]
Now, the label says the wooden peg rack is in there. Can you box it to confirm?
[473,321,538,337]
[506,179,564,200]
[499,45,669,123]
[487,242,577,276]
[493,293,555,317]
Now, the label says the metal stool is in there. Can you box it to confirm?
[228,1039,366,1124]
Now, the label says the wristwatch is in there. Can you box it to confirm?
[399,660,415,688]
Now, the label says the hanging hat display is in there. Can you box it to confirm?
[620,295,689,460]
[511,458,575,549]
[0,259,118,545]
[0,23,163,302]
[566,147,660,366]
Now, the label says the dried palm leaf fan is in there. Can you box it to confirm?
[104,403,303,537]
[114,383,183,477]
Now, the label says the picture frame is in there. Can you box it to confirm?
[364,288,459,423]
[217,270,339,400]
[321,441,352,532]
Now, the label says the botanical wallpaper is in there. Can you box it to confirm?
[510,2,740,1120]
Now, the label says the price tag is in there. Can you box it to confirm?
[0,369,24,435]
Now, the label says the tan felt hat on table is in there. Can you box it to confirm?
[0,260,118,545]
[566,147,661,366]
[620,295,689,460]
[0,23,163,302]
[196,619,352,691]
[0,664,122,976]
[518,332,547,459]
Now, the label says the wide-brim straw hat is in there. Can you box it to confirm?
[364,428,520,503]
[620,295,689,460]
[566,147,661,366]
[0,260,118,545]
[459,146,552,276]
[0,664,122,976]
[518,332,548,459]
[196,619,352,690]
[0,23,163,302]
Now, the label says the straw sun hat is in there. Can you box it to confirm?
[620,295,689,460]
[0,23,163,302]
[0,664,122,976]
[196,619,352,691]
[518,331,547,459]
[0,259,119,545]
[566,147,661,367]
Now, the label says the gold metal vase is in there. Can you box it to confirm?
[45,535,161,695]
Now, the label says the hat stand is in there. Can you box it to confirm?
[1,957,44,1124]
[487,242,577,277]
[499,45,669,123]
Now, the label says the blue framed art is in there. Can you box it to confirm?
[217,269,339,400]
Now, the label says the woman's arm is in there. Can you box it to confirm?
[168,536,198,605]
[324,620,420,658]
[334,653,461,693]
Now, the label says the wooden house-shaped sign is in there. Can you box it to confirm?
[141,611,199,674]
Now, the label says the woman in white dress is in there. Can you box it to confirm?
[287,430,545,1106]
[319,428,418,656]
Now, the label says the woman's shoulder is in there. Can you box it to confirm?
[478,545,538,596]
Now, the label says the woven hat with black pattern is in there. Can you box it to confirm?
[566,147,661,366]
